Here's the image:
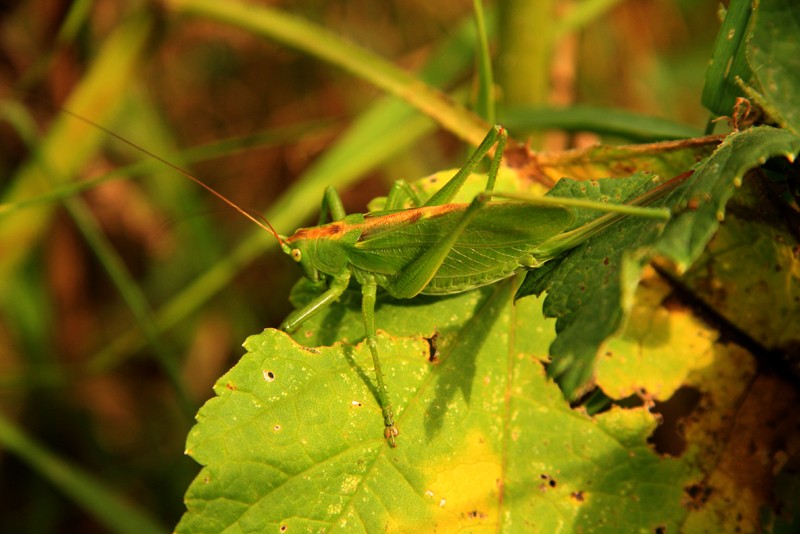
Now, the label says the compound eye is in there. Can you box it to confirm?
[290,248,302,262]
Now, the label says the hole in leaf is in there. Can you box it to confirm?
[539,474,557,489]
[263,370,275,382]
[684,483,714,510]
[425,332,440,363]
[649,386,702,456]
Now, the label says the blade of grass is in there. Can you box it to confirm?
[500,105,701,141]
[166,0,490,146]
[0,412,165,534]
[701,0,754,120]
[15,0,95,90]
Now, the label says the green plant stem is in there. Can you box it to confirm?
[473,0,495,123]
[496,0,556,109]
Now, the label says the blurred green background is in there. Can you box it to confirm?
[0,0,718,530]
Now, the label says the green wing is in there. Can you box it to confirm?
[349,203,573,295]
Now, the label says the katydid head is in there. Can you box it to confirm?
[280,235,321,283]
[281,221,358,284]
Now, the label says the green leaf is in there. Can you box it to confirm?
[517,173,675,396]
[654,126,800,269]
[678,174,800,362]
[745,0,800,134]
[517,126,800,397]
[179,279,692,532]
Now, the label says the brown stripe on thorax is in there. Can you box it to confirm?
[285,222,345,243]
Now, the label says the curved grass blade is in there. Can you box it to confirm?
[167,0,491,147]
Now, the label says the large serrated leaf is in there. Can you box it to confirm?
[178,279,692,532]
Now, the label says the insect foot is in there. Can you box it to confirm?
[385,423,400,448]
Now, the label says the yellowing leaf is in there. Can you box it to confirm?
[596,269,717,399]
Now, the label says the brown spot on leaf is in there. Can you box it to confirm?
[463,510,488,520]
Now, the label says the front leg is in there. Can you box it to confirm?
[280,274,349,333]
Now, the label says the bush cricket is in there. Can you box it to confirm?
[271,125,676,446]
[37,114,675,446]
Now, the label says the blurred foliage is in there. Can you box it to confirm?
[3,0,797,532]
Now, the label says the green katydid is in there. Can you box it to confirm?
[266,125,678,446]
[41,112,677,447]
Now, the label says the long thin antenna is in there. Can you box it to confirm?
[55,106,285,246]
